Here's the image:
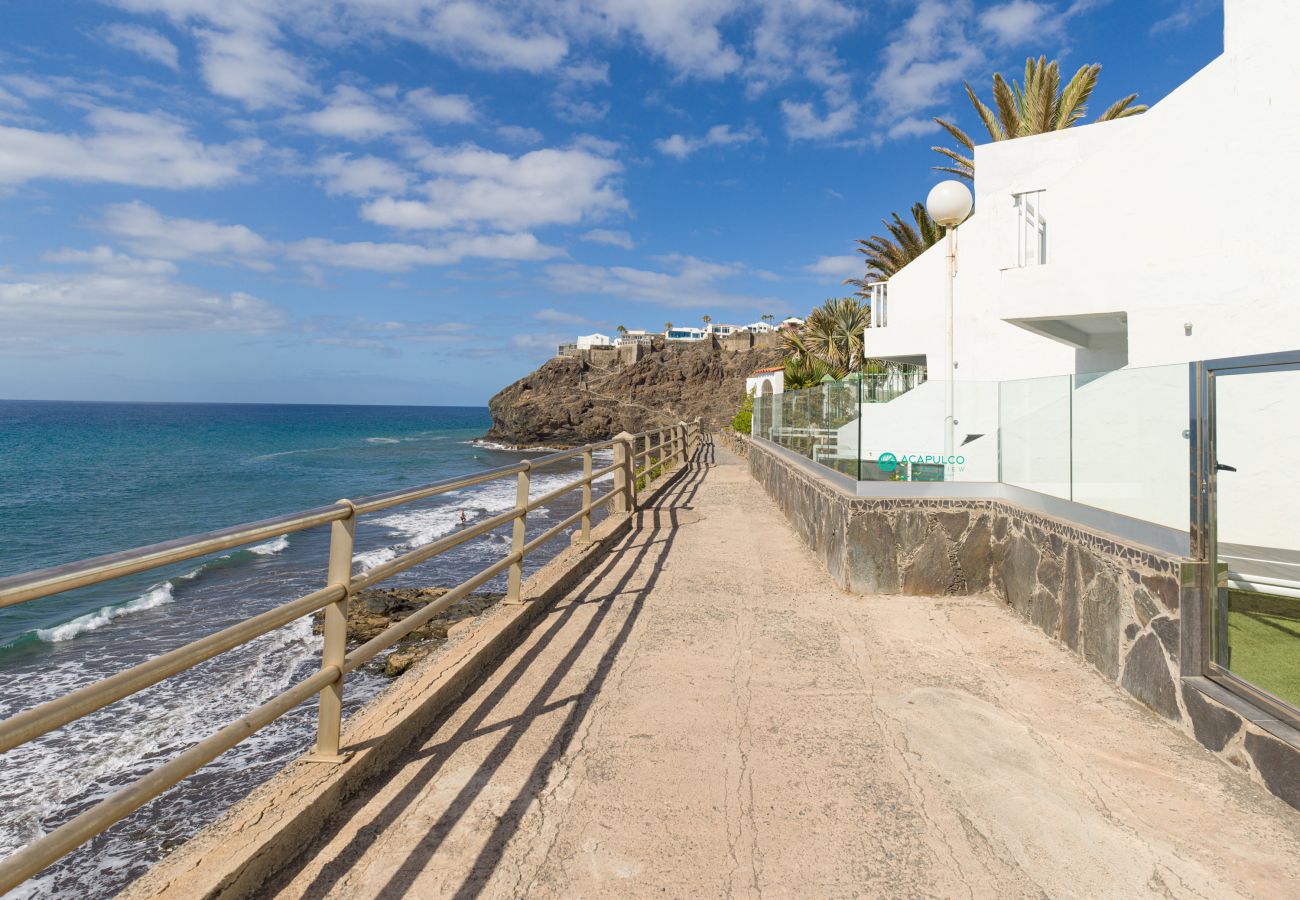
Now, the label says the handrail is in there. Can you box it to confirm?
[0,418,702,894]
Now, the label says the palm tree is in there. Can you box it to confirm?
[761,314,774,324]
[782,297,872,381]
[933,57,1147,181]
[843,202,942,294]
[702,314,712,328]
[616,325,627,334]
[664,322,673,333]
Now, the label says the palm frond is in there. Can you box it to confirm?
[1056,63,1099,129]
[991,73,1021,138]
[1096,94,1147,121]
[933,116,976,151]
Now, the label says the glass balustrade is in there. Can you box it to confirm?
[750,362,1191,531]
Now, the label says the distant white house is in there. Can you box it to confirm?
[706,323,744,336]
[746,321,778,334]
[576,333,612,350]
[780,317,804,329]
[745,365,784,398]
[615,329,654,346]
[666,326,707,342]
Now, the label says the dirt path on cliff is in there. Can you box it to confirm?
[269,442,1300,899]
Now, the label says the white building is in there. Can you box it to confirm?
[745,366,785,398]
[800,0,1300,616]
[616,330,654,346]
[576,333,612,350]
[866,0,1300,383]
[746,321,778,334]
[666,326,707,342]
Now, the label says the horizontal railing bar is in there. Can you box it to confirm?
[345,552,518,671]
[521,492,615,557]
[0,421,703,894]
[0,504,351,609]
[350,463,527,515]
[524,460,620,514]
[350,506,521,592]
[0,584,345,756]
[0,665,339,897]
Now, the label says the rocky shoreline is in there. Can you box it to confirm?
[313,587,503,677]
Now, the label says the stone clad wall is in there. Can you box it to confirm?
[747,438,1300,810]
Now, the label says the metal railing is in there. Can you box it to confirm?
[0,420,702,894]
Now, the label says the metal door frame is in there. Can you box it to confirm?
[1191,349,1300,728]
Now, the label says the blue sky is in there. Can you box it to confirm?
[1,0,1222,405]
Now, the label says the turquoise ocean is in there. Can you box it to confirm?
[0,400,607,898]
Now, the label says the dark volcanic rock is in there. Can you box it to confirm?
[1181,683,1241,752]
[313,587,503,677]
[1120,631,1178,719]
[483,343,783,447]
[1245,732,1300,809]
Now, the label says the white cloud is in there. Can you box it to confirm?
[781,95,859,141]
[101,23,180,69]
[978,1,1058,43]
[579,0,743,79]
[314,153,409,197]
[96,201,561,273]
[496,124,544,144]
[284,233,561,272]
[300,316,472,352]
[0,270,285,342]
[654,123,759,159]
[194,26,312,109]
[580,229,634,249]
[885,116,941,140]
[101,201,274,269]
[871,0,983,125]
[405,87,477,124]
[363,144,625,232]
[0,108,256,188]
[546,254,767,309]
[297,85,409,140]
[802,255,859,280]
[1150,0,1217,34]
[42,245,179,276]
[534,307,590,325]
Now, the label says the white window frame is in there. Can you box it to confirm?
[1013,189,1048,268]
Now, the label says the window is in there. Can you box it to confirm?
[1013,190,1047,267]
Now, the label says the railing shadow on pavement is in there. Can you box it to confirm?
[273,437,716,900]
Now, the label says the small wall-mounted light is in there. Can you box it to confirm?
[1184,322,1193,336]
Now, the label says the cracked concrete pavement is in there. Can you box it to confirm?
[267,441,1300,899]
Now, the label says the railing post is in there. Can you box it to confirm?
[613,432,634,513]
[579,445,593,543]
[656,427,665,474]
[311,499,355,763]
[506,462,531,603]
[677,422,687,465]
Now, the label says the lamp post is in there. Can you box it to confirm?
[925,180,974,461]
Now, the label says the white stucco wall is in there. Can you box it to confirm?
[851,0,1300,542]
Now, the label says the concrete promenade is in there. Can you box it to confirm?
[268,442,1300,899]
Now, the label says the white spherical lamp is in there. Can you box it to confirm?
[926,180,973,227]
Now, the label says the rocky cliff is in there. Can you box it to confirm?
[484,343,782,447]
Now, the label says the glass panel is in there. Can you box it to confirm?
[1070,364,1189,530]
[1213,367,1300,711]
[999,374,1071,499]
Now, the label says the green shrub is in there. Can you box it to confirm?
[732,391,754,434]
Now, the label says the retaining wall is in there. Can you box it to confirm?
[747,437,1300,810]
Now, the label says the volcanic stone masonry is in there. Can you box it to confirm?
[747,437,1300,811]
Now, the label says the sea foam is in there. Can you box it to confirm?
[35,582,176,643]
